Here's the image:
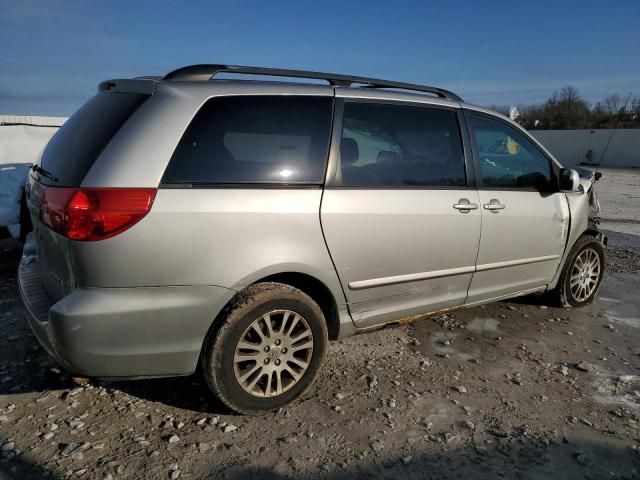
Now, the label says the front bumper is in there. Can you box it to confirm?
[591,226,608,247]
[18,256,236,379]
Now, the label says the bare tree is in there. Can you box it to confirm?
[631,96,640,118]
[559,86,581,103]
[603,94,622,115]
[552,86,590,129]
[484,89,639,130]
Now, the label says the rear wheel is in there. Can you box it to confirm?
[552,235,605,307]
[201,282,328,415]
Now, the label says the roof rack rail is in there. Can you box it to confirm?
[163,64,462,102]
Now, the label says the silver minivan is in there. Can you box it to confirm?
[19,65,606,414]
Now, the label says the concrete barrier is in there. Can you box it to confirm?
[532,129,640,168]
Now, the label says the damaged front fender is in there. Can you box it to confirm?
[548,168,605,290]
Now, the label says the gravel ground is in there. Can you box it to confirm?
[1,238,640,479]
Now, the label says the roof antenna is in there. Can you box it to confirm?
[593,92,633,180]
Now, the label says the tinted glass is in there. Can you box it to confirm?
[469,114,552,190]
[40,92,148,186]
[162,96,333,185]
[337,102,466,187]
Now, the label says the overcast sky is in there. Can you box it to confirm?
[1,0,638,116]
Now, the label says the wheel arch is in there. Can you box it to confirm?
[550,232,605,307]
[207,269,343,345]
[252,272,341,340]
[548,228,606,291]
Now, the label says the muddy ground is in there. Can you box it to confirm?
[1,230,640,479]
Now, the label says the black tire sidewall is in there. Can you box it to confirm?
[561,237,605,307]
[204,288,327,414]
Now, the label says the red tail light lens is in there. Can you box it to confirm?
[41,187,74,235]
[41,187,156,241]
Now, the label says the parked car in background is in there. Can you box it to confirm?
[18,65,606,414]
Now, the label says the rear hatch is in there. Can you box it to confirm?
[27,88,150,301]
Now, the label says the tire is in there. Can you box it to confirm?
[552,235,605,307]
[200,282,328,415]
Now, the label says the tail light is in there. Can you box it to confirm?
[40,187,157,241]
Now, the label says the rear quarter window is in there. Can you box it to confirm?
[161,96,333,185]
[39,92,148,186]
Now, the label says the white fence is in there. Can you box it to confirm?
[0,117,66,235]
[0,118,65,166]
[532,129,640,168]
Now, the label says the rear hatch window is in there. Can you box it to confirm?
[38,91,148,186]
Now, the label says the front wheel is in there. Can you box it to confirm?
[201,282,328,415]
[552,235,605,307]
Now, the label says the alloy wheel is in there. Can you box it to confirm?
[569,247,601,302]
[233,310,314,397]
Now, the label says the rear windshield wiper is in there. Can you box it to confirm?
[31,165,59,183]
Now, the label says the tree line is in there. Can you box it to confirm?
[488,86,639,130]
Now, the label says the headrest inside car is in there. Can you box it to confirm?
[340,138,359,165]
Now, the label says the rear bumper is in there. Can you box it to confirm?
[18,256,236,378]
[18,256,60,362]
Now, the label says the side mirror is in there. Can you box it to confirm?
[559,168,581,192]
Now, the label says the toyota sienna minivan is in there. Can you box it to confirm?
[19,64,606,414]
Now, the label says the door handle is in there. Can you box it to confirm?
[453,199,479,212]
[483,199,505,212]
